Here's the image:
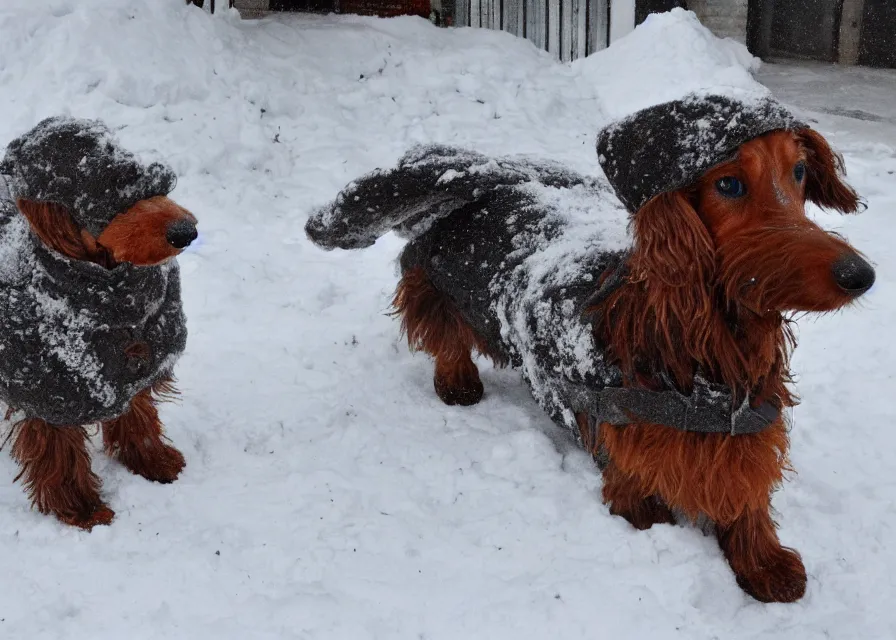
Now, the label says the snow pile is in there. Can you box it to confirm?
[573,8,763,118]
[0,2,892,639]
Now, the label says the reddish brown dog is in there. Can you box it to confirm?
[392,129,871,603]
[586,128,870,603]
[6,195,197,529]
[304,93,874,603]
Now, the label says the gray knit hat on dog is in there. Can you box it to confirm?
[0,116,176,236]
[596,93,807,213]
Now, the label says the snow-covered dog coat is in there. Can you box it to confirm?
[0,117,187,425]
[305,93,800,441]
[308,145,637,435]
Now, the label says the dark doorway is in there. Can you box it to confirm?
[635,0,687,25]
[270,0,429,16]
[270,0,336,11]
[858,0,896,68]
[748,0,843,62]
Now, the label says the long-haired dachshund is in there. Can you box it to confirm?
[306,93,875,603]
[0,117,197,529]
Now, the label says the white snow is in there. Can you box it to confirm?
[0,2,893,639]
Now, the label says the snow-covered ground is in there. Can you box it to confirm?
[0,1,893,638]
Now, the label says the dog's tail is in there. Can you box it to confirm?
[304,144,589,251]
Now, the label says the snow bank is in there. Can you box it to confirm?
[0,1,765,185]
[572,9,763,118]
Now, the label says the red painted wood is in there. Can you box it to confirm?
[340,0,431,18]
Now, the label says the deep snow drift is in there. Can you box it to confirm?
[0,2,893,639]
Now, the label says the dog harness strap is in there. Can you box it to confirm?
[569,382,779,435]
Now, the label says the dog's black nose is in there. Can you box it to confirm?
[832,252,875,296]
[166,219,198,249]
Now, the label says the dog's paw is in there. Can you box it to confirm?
[734,546,807,603]
[118,443,186,484]
[58,504,115,531]
[610,496,676,531]
[434,374,483,406]
[134,444,186,484]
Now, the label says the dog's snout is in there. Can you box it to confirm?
[832,253,875,296]
[166,219,198,250]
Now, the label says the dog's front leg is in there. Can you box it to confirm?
[102,380,185,484]
[601,460,676,530]
[11,419,114,529]
[716,506,807,603]
[576,414,675,530]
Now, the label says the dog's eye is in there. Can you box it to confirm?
[715,176,747,198]
[794,161,806,183]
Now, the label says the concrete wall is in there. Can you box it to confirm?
[687,0,747,43]
[233,0,269,17]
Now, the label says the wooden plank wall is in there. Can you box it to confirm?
[458,0,608,60]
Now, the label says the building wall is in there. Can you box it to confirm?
[610,0,637,42]
[233,0,269,17]
[687,0,747,42]
[233,0,429,17]
[857,0,896,68]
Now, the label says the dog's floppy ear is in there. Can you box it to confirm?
[798,129,861,213]
[600,190,717,389]
[16,199,91,261]
[632,190,715,287]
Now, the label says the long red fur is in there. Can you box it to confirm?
[102,377,185,484]
[392,267,500,406]
[15,199,114,266]
[9,419,114,529]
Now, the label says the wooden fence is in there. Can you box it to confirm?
[454,0,609,61]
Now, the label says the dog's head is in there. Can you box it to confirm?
[597,94,874,317]
[16,195,197,267]
[634,128,873,315]
[595,104,873,393]
[3,116,197,267]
